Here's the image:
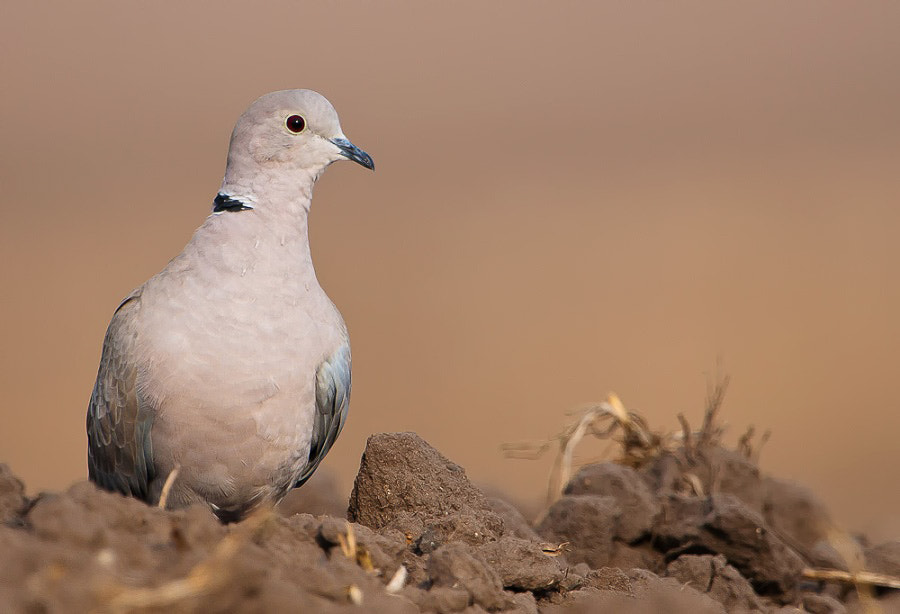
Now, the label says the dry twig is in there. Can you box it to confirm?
[699,373,730,448]
[157,465,181,510]
[677,413,694,463]
[737,426,771,464]
[803,567,900,590]
[540,542,570,557]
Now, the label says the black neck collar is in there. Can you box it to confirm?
[213,193,253,213]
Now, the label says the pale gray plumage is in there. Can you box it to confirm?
[87,90,372,522]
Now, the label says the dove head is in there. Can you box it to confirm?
[220,89,373,206]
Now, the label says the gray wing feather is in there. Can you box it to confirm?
[295,343,351,487]
[86,292,155,500]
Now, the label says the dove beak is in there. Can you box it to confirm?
[330,137,375,171]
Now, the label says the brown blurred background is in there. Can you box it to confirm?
[2,2,898,539]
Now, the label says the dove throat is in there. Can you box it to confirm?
[183,171,326,295]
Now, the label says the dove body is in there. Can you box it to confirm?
[87,90,373,521]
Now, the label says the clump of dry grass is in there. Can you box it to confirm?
[501,375,754,507]
[501,393,667,507]
[503,374,900,603]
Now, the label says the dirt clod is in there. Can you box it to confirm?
[666,553,763,612]
[427,543,512,611]
[348,432,503,543]
[653,493,804,601]
[801,592,848,614]
[487,497,542,542]
[763,477,833,553]
[477,536,566,591]
[0,464,27,525]
[564,462,658,543]
[536,495,619,568]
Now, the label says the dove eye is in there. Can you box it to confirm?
[286,115,307,133]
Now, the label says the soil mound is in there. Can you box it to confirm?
[0,427,897,613]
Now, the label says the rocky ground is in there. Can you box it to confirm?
[1,428,898,613]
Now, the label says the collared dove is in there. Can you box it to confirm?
[86,89,373,522]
